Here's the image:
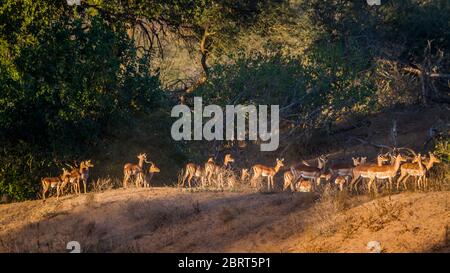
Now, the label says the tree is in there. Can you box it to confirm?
[78,0,287,94]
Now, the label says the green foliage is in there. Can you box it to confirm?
[196,39,376,133]
[0,144,51,200]
[434,136,450,163]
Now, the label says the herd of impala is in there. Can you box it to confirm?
[179,149,441,194]
[41,148,441,200]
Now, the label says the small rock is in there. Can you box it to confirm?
[367,241,382,253]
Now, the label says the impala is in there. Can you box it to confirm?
[136,162,161,188]
[204,154,234,187]
[352,157,367,166]
[283,159,316,191]
[350,154,406,193]
[335,176,347,192]
[298,179,312,192]
[377,154,391,166]
[251,158,284,191]
[41,168,71,200]
[328,157,363,185]
[397,152,440,190]
[241,168,250,182]
[79,160,94,193]
[181,163,204,188]
[283,170,295,191]
[290,155,327,191]
[59,168,72,195]
[347,153,393,191]
[123,153,149,188]
[67,164,83,195]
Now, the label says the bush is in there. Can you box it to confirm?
[195,42,376,143]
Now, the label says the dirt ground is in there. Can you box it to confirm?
[0,186,448,253]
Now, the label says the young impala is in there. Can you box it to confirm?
[335,176,347,192]
[251,158,284,191]
[123,153,149,188]
[350,154,406,193]
[397,152,440,190]
[298,179,313,192]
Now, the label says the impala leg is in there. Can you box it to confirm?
[187,174,193,188]
[290,180,295,192]
[251,172,259,188]
[349,175,359,193]
[397,172,406,190]
[367,177,374,194]
[289,176,297,191]
[42,185,47,200]
[402,175,409,191]
[56,185,60,200]
[76,180,80,194]
[205,171,211,186]
[83,180,87,194]
[398,173,409,191]
[61,180,68,196]
[182,171,189,187]
[218,173,223,189]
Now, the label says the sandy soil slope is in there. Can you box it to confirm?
[0,187,448,253]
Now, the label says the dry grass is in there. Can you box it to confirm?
[92,177,122,192]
